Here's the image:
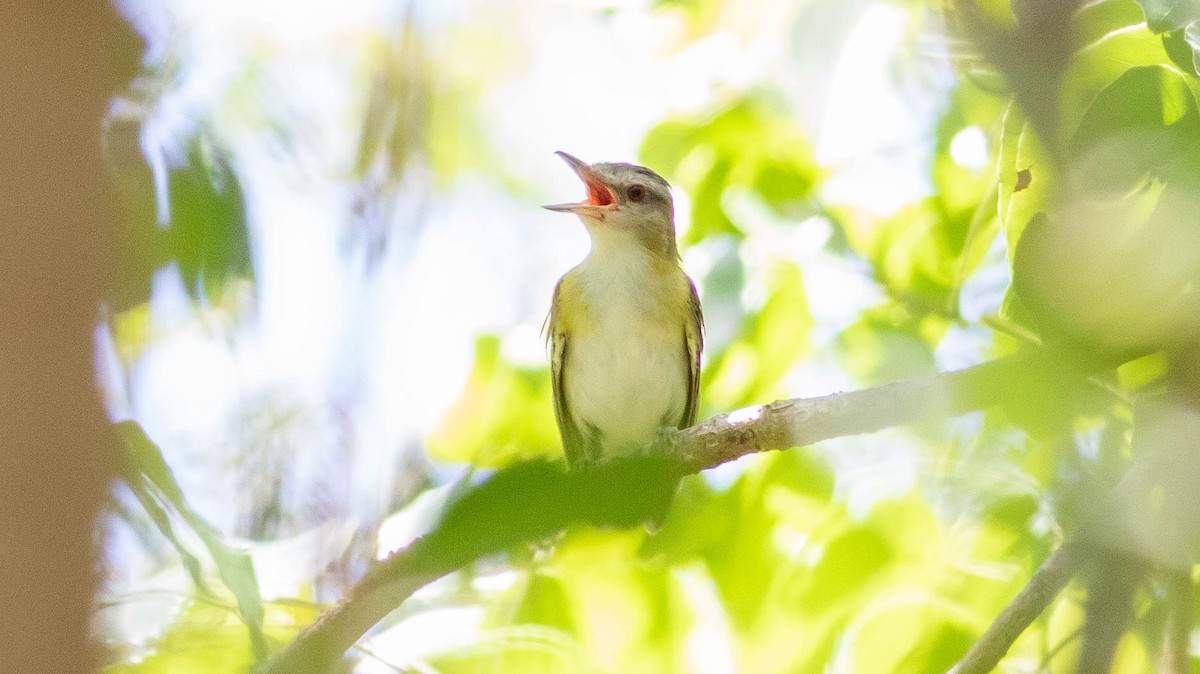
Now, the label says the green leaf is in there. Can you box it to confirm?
[548,530,693,674]
[1008,65,1200,355]
[117,422,269,663]
[700,473,786,632]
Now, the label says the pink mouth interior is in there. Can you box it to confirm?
[585,178,615,206]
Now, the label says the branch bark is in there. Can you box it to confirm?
[676,349,1058,472]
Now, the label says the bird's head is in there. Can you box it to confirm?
[544,151,678,260]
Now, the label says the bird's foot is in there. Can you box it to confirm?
[639,426,679,457]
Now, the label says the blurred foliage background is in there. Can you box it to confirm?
[96,0,1200,672]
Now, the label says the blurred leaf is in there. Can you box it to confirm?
[1116,352,1169,390]
[495,571,579,635]
[703,261,811,409]
[106,125,252,310]
[1135,0,1200,33]
[117,422,268,663]
[1011,65,1200,356]
[550,530,692,674]
[105,599,322,673]
[652,0,725,37]
[1162,25,1200,75]
[796,526,892,612]
[866,199,972,314]
[835,306,939,386]
[1077,0,1153,46]
[996,102,1051,259]
[846,602,972,674]
[1061,9,1175,138]
[167,138,252,303]
[1070,65,1200,196]
[103,602,258,674]
[980,493,1039,533]
[425,626,593,674]
[429,335,562,466]
[932,82,1006,213]
[700,460,789,631]
[640,93,820,245]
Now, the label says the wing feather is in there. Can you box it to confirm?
[549,279,587,466]
[679,277,704,428]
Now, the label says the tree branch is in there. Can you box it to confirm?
[676,348,1063,472]
[263,348,1085,673]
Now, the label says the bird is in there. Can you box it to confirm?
[543,151,703,468]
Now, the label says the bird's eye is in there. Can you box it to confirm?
[627,184,646,202]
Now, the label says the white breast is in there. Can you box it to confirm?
[563,248,689,456]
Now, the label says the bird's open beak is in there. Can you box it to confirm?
[543,151,618,216]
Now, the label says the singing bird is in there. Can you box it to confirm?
[544,151,703,467]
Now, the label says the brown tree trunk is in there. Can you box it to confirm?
[0,4,135,672]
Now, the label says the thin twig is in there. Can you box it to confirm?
[1162,568,1195,674]
[1076,550,1146,674]
[948,543,1084,674]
